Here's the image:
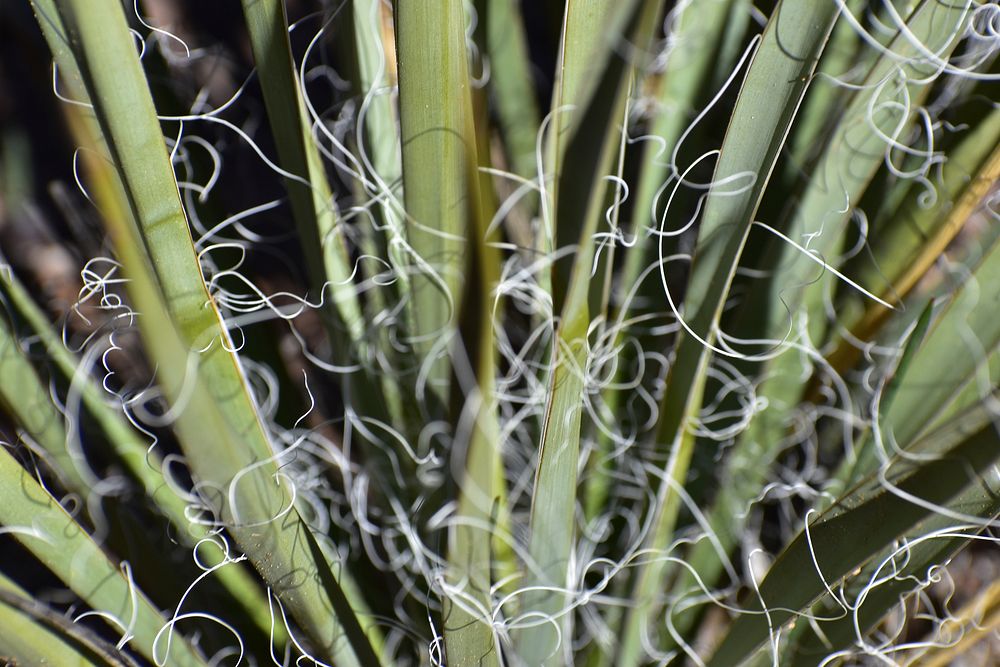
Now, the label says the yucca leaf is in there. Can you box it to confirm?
[781,0,865,187]
[616,3,841,663]
[749,397,1000,667]
[241,0,410,502]
[664,1,976,641]
[23,0,289,644]
[844,217,1000,484]
[781,479,1000,665]
[391,0,505,662]
[514,1,650,663]
[344,0,411,430]
[706,415,1000,666]
[445,369,503,665]
[750,0,971,406]
[620,0,739,307]
[827,108,1000,378]
[765,0,975,417]
[926,346,1000,437]
[872,299,936,421]
[441,77,517,667]
[775,333,998,664]
[395,0,480,404]
[585,0,744,525]
[545,0,645,308]
[49,0,381,661]
[476,0,540,183]
[12,0,1000,664]
[239,0,365,353]
[471,100,519,612]
[860,104,1000,298]
[349,0,403,223]
[0,571,132,667]
[72,113,377,666]
[0,267,287,646]
[0,306,87,492]
[0,446,207,666]
[445,281,503,666]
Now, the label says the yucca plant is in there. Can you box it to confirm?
[0,0,998,664]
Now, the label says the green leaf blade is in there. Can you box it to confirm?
[617,2,842,662]
[707,417,1000,666]
[0,448,208,667]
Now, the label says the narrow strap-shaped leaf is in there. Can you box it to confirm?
[706,417,1000,666]
[241,0,407,495]
[827,109,1000,378]
[513,2,650,663]
[616,3,841,664]
[475,0,540,183]
[656,0,975,648]
[0,571,133,667]
[867,104,1000,294]
[71,110,379,666]
[345,0,412,431]
[925,345,1000,438]
[25,0,289,643]
[0,447,208,667]
[0,268,286,646]
[471,79,519,610]
[51,0,381,660]
[620,0,740,310]
[780,0,866,186]
[445,282,503,666]
[751,0,971,399]
[784,500,999,666]
[545,0,642,314]
[413,7,505,664]
[240,0,365,353]
[777,320,992,666]
[0,309,87,492]
[349,0,403,221]
[848,216,1000,483]
[836,300,935,485]
[526,0,644,311]
[444,404,503,666]
[763,0,974,409]
[585,0,744,525]
[514,346,586,665]
[759,397,1000,667]
[395,0,479,402]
